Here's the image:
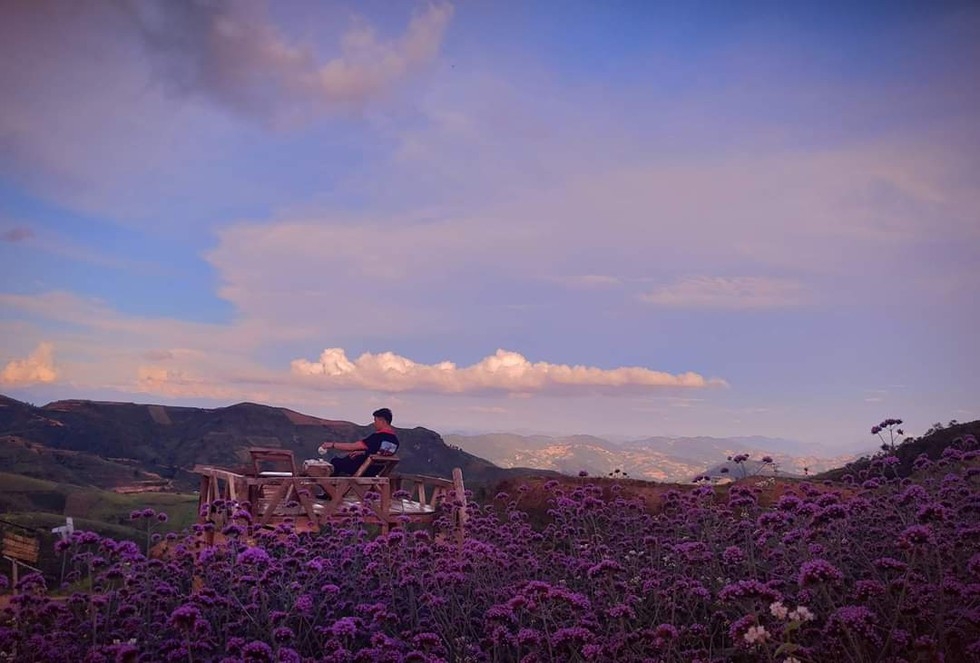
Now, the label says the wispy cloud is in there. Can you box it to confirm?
[1,227,33,243]
[0,224,164,272]
[127,0,454,125]
[551,274,623,289]
[1,342,58,386]
[291,348,728,394]
[639,276,808,310]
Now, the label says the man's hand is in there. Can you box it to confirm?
[317,444,330,456]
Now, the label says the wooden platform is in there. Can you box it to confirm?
[192,449,466,537]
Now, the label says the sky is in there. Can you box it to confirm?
[1,0,978,452]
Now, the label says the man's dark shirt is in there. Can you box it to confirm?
[363,431,399,456]
[330,430,399,476]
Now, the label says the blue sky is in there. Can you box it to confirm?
[1,1,977,451]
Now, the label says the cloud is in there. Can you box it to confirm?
[291,348,728,394]
[0,0,226,214]
[639,276,808,310]
[0,224,163,272]
[552,275,623,289]
[0,291,301,351]
[206,215,533,341]
[0,1,453,219]
[465,405,508,414]
[142,349,176,361]
[135,365,239,400]
[127,0,454,125]
[0,342,58,386]
[1,227,33,242]
[203,127,977,347]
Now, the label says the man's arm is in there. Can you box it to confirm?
[318,439,369,455]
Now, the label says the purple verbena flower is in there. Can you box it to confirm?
[719,579,782,603]
[237,546,271,565]
[827,605,881,645]
[798,559,844,587]
[168,604,202,630]
[240,640,274,661]
[898,524,935,547]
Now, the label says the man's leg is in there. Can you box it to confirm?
[330,455,362,477]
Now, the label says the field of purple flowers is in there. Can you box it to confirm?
[2,435,979,662]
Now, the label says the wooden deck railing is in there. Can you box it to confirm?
[191,462,466,537]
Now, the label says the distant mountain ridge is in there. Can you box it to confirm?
[1,393,859,490]
[446,432,857,482]
[0,395,537,492]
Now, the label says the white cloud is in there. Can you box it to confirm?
[639,276,808,310]
[291,347,728,394]
[1,342,58,386]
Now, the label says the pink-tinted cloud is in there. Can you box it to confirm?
[0,342,57,386]
[135,365,240,400]
[291,348,728,394]
[640,276,809,310]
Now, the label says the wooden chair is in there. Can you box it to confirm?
[248,448,298,477]
[243,448,318,525]
[352,454,400,478]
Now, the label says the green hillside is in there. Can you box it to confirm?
[0,471,198,580]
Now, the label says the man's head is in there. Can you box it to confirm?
[372,408,393,426]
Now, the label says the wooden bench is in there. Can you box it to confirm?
[192,447,466,537]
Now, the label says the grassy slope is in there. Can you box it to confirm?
[0,472,198,567]
[0,435,168,489]
[1,472,198,526]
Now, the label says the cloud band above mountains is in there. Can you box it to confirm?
[291,348,728,394]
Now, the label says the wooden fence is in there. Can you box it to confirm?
[2,529,41,587]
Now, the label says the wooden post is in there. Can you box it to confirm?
[452,468,467,548]
[380,478,392,535]
[198,474,210,521]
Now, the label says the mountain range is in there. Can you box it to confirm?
[444,432,857,482]
[0,395,538,494]
[1,394,862,493]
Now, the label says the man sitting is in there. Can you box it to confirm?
[317,408,399,477]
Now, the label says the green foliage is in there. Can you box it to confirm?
[0,470,198,578]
